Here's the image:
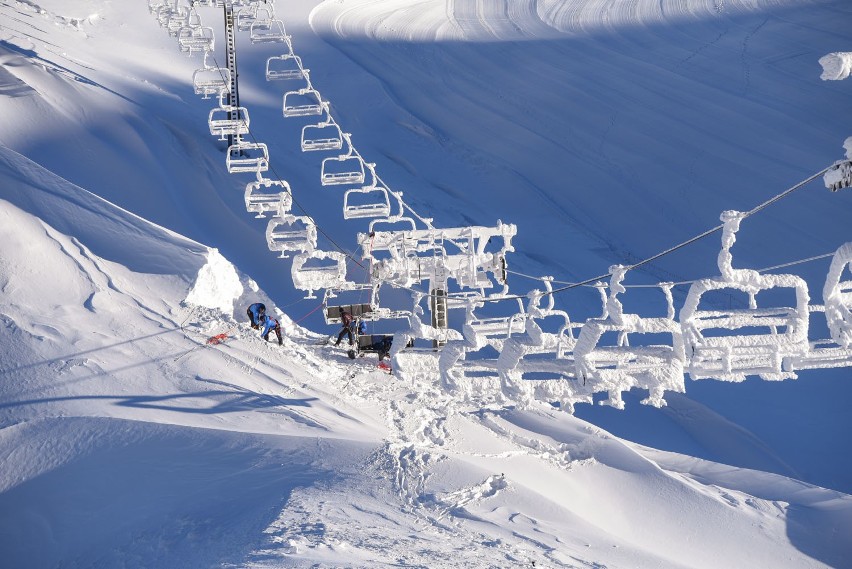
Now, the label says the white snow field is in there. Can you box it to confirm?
[1,0,851,567]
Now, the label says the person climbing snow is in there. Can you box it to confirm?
[374,335,393,361]
[247,302,266,330]
[260,314,282,346]
[334,309,355,346]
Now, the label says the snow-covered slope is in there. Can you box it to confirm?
[1,0,851,566]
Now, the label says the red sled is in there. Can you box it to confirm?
[206,333,229,345]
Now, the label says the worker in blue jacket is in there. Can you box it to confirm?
[247,303,266,329]
[260,314,283,346]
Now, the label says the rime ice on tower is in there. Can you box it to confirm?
[680,211,810,382]
[574,266,686,409]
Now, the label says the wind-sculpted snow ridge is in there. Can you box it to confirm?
[310,0,818,41]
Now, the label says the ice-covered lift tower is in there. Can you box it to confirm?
[358,222,517,342]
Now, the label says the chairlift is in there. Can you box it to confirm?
[178,26,214,55]
[282,88,324,117]
[343,185,392,219]
[167,10,189,36]
[250,18,289,43]
[680,211,810,382]
[322,285,378,325]
[574,268,685,409]
[265,53,305,81]
[208,106,250,140]
[244,178,292,218]
[156,4,182,27]
[301,120,343,152]
[226,141,269,174]
[320,153,366,186]
[291,250,349,298]
[266,214,317,258]
[367,216,417,235]
[193,66,230,99]
[235,5,258,31]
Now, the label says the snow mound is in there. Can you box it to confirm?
[819,51,852,81]
[185,248,244,314]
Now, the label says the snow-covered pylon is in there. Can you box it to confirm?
[574,267,685,409]
[823,137,852,192]
[680,211,810,382]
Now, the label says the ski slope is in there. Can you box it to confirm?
[0,0,851,567]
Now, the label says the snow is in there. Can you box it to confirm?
[185,248,245,314]
[0,0,851,567]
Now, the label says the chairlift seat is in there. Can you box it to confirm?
[325,304,375,324]
[343,186,391,219]
[226,142,269,174]
[266,54,305,81]
[266,215,317,257]
[301,122,343,152]
[291,251,348,296]
[320,155,366,186]
[193,67,230,98]
[283,89,324,117]
[250,19,289,43]
[209,106,250,139]
[179,26,214,54]
[244,179,291,218]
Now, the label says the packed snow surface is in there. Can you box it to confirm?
[0,0,851,567]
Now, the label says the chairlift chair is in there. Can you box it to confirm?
[301,120,343,152]
[343,185,392,219]
[244,178,292,218]
[156,5,181,27]
[320,153,366,186]
[179,26,214,55]
[265,53,305,81]
[235,5,258,31]
[208,106,250,140]
[250,18,289,43]
[167,10,189,36]
[291,250,349,298]
[193,67,230,99]
[322,286,378,325]
[266,214,317,258]
[574,269,685,408]
[282,88,324,117]
[680,211,810,381]
[226,141,269,174]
